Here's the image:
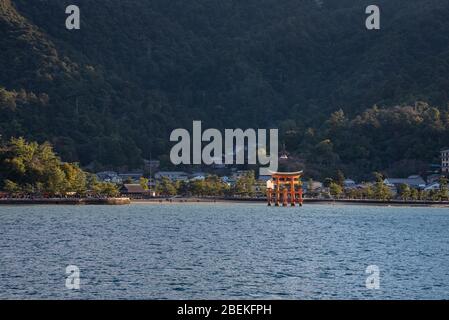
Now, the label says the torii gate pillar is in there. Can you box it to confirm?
[266,171,303,207]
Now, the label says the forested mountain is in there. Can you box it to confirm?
[1,0,449,179]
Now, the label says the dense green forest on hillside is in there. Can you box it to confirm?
[0,137,119,196]
[1,0,449,179]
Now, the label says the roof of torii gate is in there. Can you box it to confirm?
[268,170,303,177]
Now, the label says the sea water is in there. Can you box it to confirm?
[1,203,448,299]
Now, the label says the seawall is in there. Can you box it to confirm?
[0,198,131,205]
[133,197,449,207]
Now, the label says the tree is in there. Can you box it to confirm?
[189,180,205,196]
[0,87,17,110]
[410,188,419,201]
[139,177,149,191]
[156,177,177,196]
[45,166,66,195]
[4,1,449,179]
[373,172,392,201]
[430,189,439,201]
[204,175,229,196]
[3,179,20,194]
[398,183,411,200]
[0,138,90,196]
[327,109,348,130]
[89,176,119,197]
[99,182,119,197]
[439,177,449,201]
[61,163,87,195]
[306,178,318,197]
[346,188,358,199]
[233,171,256,197]
[364,185,375,199]
[335,170,345,187]
[323,178,333,188]
[177,180,190,196]
[329,182,343,198]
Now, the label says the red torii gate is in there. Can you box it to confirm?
[267,171,303,207]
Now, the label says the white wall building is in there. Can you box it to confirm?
[424,182,440,191]
[384,175,426,189]
[442,149,449,173]
[155,171,189,182]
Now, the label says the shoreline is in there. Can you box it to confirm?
[0,198,131,205]
[131,197,449,208]
[0,197,448,207]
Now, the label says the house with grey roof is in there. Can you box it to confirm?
[118,172,144,183]
[384,175,426,189]
[154,171,189,182]
[96,171,122,184]
[343,179,356,189]
[120,184,153,198]
[424,182,440,191]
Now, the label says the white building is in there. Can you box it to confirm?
[232,170,254,180]
[384,175,426,189]
[424,182,440,191]
[118,172,143,183]
[190,172,206,181]
[258,175,272,182]
[305,181,323,192]
[155,171,189,182]
[427,174,442,184]
[442,149,449,173]
[221,176,236,186]
[343,179,356,188]
[96,171,122,184]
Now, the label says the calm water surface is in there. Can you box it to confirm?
[1,203,449,299]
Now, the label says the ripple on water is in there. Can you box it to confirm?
[0,204,449,299]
